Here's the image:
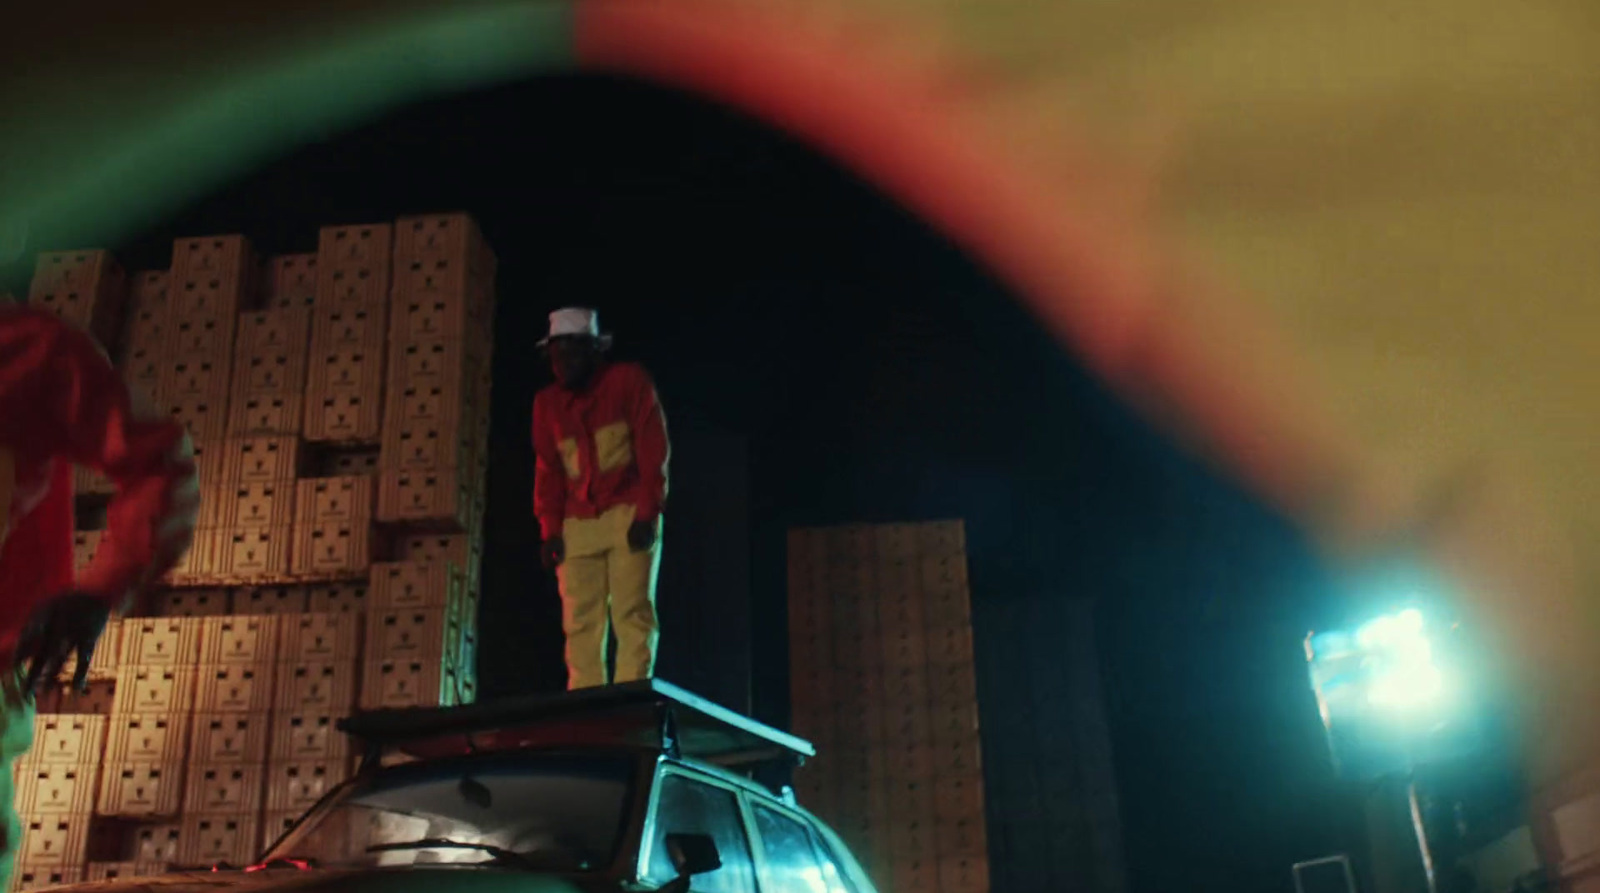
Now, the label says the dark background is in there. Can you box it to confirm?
[25,75,1371,893]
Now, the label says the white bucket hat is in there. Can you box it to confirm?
[537,307,613,350]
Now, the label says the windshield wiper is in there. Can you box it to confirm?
[245,856,319,872]
[366,838,537,869]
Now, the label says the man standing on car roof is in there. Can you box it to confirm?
[532,308,670,691]
[0,303,199,889]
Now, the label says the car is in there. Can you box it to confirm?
[55,681,879,893]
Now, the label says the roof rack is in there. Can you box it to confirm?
[338,679,815,771]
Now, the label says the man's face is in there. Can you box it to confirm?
[548,336,601,390]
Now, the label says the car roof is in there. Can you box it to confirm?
[341,680,815,772]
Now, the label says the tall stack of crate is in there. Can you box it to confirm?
[260,254,317,311]
[102,618,200,820]
[12,216,494,889]
[228,305,311,440]
[371,213,494,706]
[265,611,360,845]
[362,560,467,710]
[109,238,258,583]
[29,251,129,501]
[26,249,127,353]
[378,214,492,531]
[11,715,107,891]
[291,475,377,579]
[183,615,279,866]
[393,532,484,704]
[305,225,389,444]
[205,436,300,583]
[162,237,255,446]
[26,250,125,349]
[119,271,172,406]
[789,521,989,893]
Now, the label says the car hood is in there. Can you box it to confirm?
[49,868,593,893]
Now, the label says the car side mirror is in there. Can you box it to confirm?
[661,833,721,892]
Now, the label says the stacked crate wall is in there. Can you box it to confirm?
[789,521,989,893]
[16,214,494,890]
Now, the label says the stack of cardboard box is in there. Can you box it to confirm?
[11,215,495,890]
[788,520,990,893]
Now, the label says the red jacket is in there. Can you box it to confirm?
[0,307,199,653]
[532,362,669,540]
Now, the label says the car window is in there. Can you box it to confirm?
[808,825,866,893]
[753,804,855,893]
[646,774,757,893]
[263,751,635,872]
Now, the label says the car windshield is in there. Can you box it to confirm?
[263,751,638,873]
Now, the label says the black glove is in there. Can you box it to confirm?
[16,592,111,695]
[540,536,565,572]
[627,520,657,553]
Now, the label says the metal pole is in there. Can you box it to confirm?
[1408,775,1438,893]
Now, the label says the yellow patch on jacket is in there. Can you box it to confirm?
[595,421,634,473]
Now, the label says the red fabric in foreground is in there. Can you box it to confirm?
[573,0,1358,532]
[0,308,196,652]
[0,461,74,654]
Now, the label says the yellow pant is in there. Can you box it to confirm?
[0,671,35,893]
[557,504,662,690]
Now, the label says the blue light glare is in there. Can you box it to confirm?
[1348,608,1450,711]
[1307,603,1483,779]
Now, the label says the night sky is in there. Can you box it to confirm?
[94,75,1365,892]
